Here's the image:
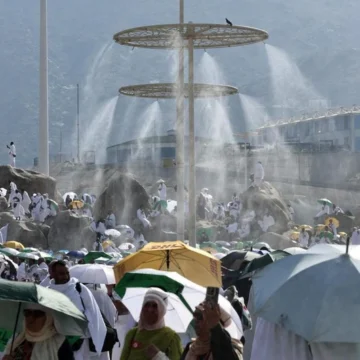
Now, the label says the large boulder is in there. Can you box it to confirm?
[0,166,56,198]
[48,210,91,250]
[242,182,291,234]
[94,172,150,225]
[0,212,48,248]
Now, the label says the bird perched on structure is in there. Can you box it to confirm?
[226,18,233,26]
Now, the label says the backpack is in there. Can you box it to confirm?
[75,282,119,353]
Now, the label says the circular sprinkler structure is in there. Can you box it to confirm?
[114,12,269,246]
[119,83,239,99]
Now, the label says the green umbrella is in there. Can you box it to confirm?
[21,248,38,253]
[317,198,332,206]
[0,279,87,351]
[48,199,59,212]
[0,248,20,257]
[94,257,112,264]
[84,251,112,264]
[240,250,290,278]
[16,252,39,261]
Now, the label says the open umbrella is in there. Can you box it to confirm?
[252,250,360,342]
[0,248,20,257]
[118,243,136,251]
[84,251,112,264]
[0,188,7,197]
[70,264,115,284]
[115,269,242,337]
[94,257,112,264]
[317,198,332,205]
[21,247,39,253]
[62,192,77,203]
[69,200,84,209]
[240,250,290,279]
[114,241,222,287]
[67,250,86,259]
[17,252,39,261]
[325,216,340,228]
[221,251,261,271]
[104,229,121,238]
[48,199,59,212]
[0,279,87,338]
[32,251,53,260]
[4,241,24,250]
[102,240,116,250]
[283,247,307,255]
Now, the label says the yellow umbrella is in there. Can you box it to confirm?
[113,241,222,287]
[338,232,347,238]
[300,225,313,232]
[4,241,24,250]
[69,200,84,209]
[325,217,340,229]
[102,240,115,249]
[290,231,300,241]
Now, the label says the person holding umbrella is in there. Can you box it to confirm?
[3,305,74,360]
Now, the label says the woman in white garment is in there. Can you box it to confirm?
[158,181,167,201]
[21,189,32,214]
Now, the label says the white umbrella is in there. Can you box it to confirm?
[62,192,77,202]
[284,247,307,255]
[104,229,121,238]
[156,179,165,184]
[115,268,243,337]
[0,188,7,197]
[0,248,20,257]
[307,244,360,258]
[70,264,116,285]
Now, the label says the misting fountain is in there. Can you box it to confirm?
[113,1,268,246]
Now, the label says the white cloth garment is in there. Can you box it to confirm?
[299,231,309,247]
[316,205,330,218]
[328,223,337,239]
[258,215,275,232]
[226,222,238,234]
[105,214,116,228]
[8,144,16,167]
[21,190,31,212]
[137,209,151,228]
[48,277,107,355]
[158,183,167,201]
[254,162,265,186]
[40,274,52,287]
[351,230,360,245]
[134,233,147,250]
[250,317,312,360]
[17,262,26,281]
[239,222,250,239]
[87,285,117,360]
[288,206,295,221]
[13,203,25,220]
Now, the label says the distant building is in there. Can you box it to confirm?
[106,130,224,167]
[254,106,360,152]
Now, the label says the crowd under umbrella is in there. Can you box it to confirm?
[0,279,87,351]
[113,241,222,287]
[115,268,242,338]
[252,244,360,343]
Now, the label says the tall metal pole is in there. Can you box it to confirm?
[77,83,80,163]
[176,0,185,241]
[188,26,196,247]
[39,0,49,175]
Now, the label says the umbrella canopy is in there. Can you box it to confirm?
[0,248,20,257]
[156,179,165,184]
[0,279,87,336]
[0,188,7,197]
[221,251,261,271]
[4,241,24,250]
[317,198,332,205]
[69,200,84,209]
[325,216,340,228]
[252,252,360,342]
[17,252,39,261]
[115,269,242,337]
[104,229,121,238]
[290,231,300,241]
[114,241,222,287]
[62,192,77,202]
[21,247,39,253]
[240,250,290,279]
[32,251,53,260]
[300,225,313,232]
[118,243,135,251]
[284,247,307,255]
[94,257,112,264]
[70,264,115,285]
[84,251,112,264]
[67,250,86,259]
[102,240,116,249]
[48,199,59,212]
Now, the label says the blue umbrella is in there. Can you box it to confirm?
[67,251,86,259]
[252,251,360,343]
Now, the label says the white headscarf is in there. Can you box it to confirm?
[138,288,168,331]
